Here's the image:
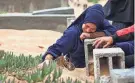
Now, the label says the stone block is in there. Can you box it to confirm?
[32,7,74,15]
[0,14,74,33]
[100,76,111,83]
[93,48,125,82]
[67,17,76,27]
[110,68,134,83]
[84,39,96,76]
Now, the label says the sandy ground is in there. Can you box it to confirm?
[0,29,95,83]
[0,29,62,56]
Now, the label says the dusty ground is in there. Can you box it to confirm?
[0,29,62,56]
[0,29,95,83]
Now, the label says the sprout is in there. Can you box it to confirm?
[0,51,83,83]
[0,74,6,83]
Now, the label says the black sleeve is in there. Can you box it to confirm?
[112,32,134,43]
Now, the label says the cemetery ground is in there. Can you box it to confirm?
[0,29,96,83]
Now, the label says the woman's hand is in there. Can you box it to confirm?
[45,54,53,60]
[37,54,53,69]
[80,32,91,40]
[93,36,113,48]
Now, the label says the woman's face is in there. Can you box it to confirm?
[82,23,96,33]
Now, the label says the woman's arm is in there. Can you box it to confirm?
[42,27,78,61]
[93,25,134,48]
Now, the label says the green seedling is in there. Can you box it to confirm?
[45,75,51,83]
[0,51,83,83]
[41,61,56,78]
[66,77,73,83]
[0,74,6,83]
[6,78,15,83]
[74,79,81,83]
[59,78,65,83]
[16,70,25,80]
[30,69,43,82]
[52,68,62,82]
[24,74,32,83]
[6,77,15,83]
[0,50,4,59]
[87,0,99,3]
[0,60,6,73]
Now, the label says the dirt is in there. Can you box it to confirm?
[0,29,110,83]
[0,29,95,83]
[0,29,62,56]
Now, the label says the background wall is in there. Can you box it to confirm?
[68,0,107,17]
[0,15,74,32]
[0,0,68,13]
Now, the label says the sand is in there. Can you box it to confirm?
[0,29,95,83]
[0,29,62,56]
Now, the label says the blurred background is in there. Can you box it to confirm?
[0,0,107,56]
[0,0,107,17]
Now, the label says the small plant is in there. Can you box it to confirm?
[16,70,26,80]
[87,0,100,3]
[0,50,4,59]
[24,61,58,83]
[24,61,82,83]
[6,78,15,83]
[0,74,7,83]
[0,51,84,83]
[0,60,6,72]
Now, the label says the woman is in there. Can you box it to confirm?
[104,0,134,29]
[93,25,134,68]
[41,4,118,68]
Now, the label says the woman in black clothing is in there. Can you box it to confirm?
[103,0,134,29]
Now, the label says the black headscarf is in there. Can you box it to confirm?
[104,0,134,23]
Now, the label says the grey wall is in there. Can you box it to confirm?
[0,15,74,33]
[0,0,68,13]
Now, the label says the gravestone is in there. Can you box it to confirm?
[84,39,96,76]
[110,68,134,83]
[93,48,125,82]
